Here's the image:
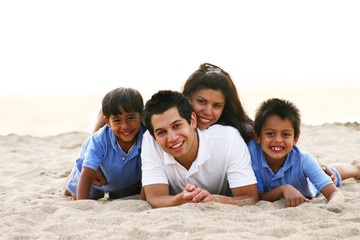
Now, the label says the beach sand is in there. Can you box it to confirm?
[1,123,360,239]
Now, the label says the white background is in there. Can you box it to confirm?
[1,0,359,135]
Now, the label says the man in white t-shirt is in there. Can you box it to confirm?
[141,90,258,208]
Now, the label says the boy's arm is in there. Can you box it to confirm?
[92,168,108,186]
[143,183,201,208]
[77,167,96,200]
[259,184,310,207]
[319,163,337,184]
[321,184,345,204]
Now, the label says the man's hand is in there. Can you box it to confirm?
[282,184,310,207]
[182,184,214,203]
[92,168,108,186]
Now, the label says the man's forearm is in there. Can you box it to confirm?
[146,193,185,208]
[212,194,258,206]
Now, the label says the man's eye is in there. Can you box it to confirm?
[156,131,164,136]
[265,132,273,136]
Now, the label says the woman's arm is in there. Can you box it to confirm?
[93,109,106,133]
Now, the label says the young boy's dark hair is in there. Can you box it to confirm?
[144,90,193,137]
[102,87,144,118]
[253,98,301,139]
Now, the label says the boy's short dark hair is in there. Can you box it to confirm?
[144,90,193,137]
[102,87,143,118]
[254,98,301,139]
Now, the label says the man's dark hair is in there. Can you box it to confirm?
[144,90,193,137]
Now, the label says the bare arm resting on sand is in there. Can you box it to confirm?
[144,183,259,208]
[259,184,310,207]
[321,184,345,204]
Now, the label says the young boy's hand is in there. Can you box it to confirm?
[282,184,310,207]
[320,164,337,184]
[92,168,108,186]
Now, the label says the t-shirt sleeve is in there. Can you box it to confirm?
[226,131,257,189]
[302,152,333,191]
[248,140,264,192]
[141,131,169,187]
[82,135,105,171]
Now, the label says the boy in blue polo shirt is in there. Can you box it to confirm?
[249,98,360,207]
[65,87,146,200]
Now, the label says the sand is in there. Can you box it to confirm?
[1,123,360,239]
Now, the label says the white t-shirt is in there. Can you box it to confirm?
[141,124,257,196]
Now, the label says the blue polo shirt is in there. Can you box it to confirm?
[248,139,335,198]
[67,124,145,194]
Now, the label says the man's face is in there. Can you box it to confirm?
[151,106,198,164]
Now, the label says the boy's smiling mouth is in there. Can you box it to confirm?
[270,146,284,152]
[121,130,133,136]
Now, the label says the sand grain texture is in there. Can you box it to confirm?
[1,124,360,239]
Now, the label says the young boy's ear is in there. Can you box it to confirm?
[293,134,300,145]
[104,116,111,127]
[253,130,261,144]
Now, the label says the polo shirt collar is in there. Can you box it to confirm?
[108,124,146,157]
[261,149,294,179]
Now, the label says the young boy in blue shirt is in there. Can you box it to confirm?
[249,98,360,207]
[65,87,146,200]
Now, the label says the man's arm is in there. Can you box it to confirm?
[191,184,259,206]
[77,167,96,200]
[143,183,200,208]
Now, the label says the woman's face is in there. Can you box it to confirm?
[189,88,225,129]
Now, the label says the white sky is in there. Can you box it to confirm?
[1,0,360,98]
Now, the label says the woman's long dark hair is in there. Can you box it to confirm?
[182,63,253,143]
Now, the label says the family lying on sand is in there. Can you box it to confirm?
[64,63,360,208]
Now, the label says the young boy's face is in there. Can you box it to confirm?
[105,107,143,148]
[255,115,299,163]
[151,106,198,163]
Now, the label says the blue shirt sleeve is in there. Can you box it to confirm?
[253,169,264,192]
[301,152,333,192]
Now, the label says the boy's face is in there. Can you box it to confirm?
[151,106,198,163]
[255,115,299,163]
[104,107,143,148]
